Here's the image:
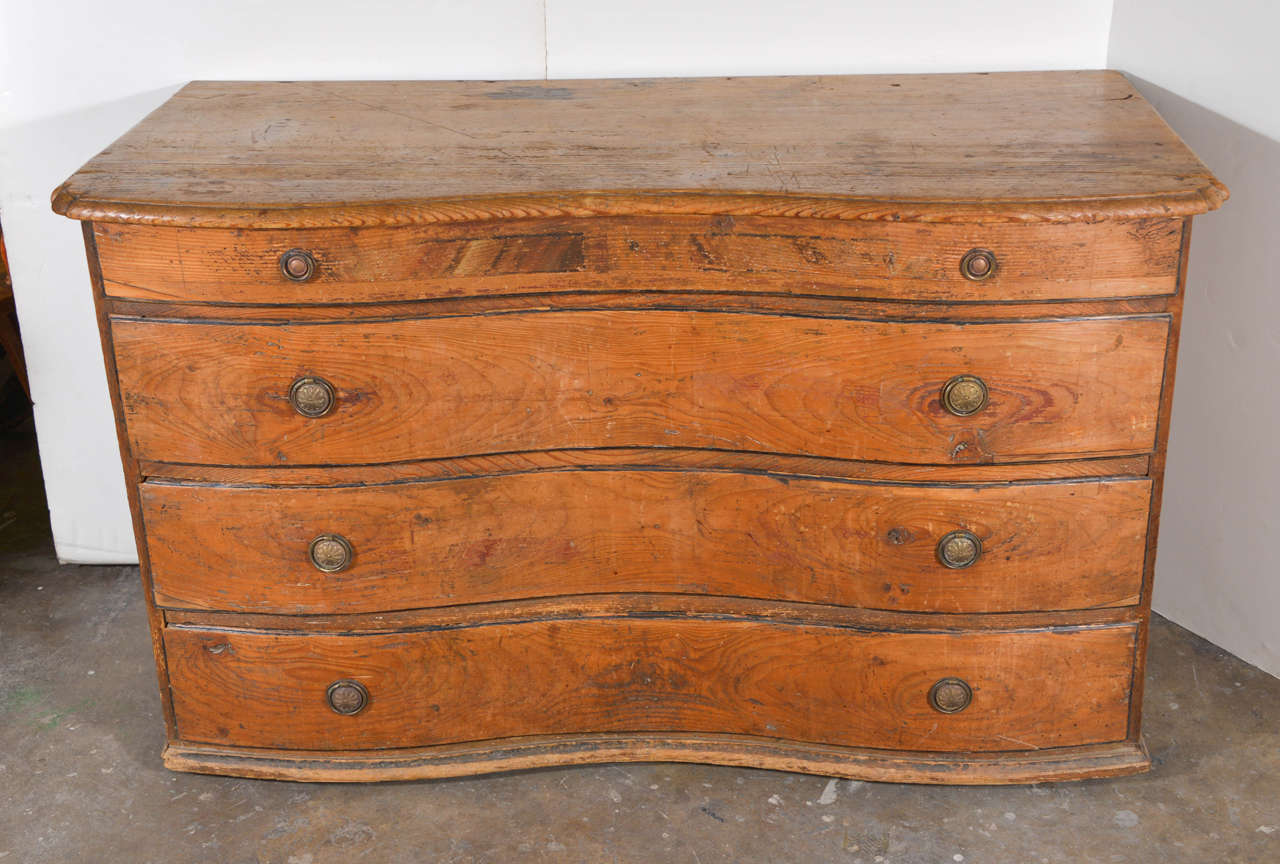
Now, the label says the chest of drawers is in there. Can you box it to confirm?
[54,72,1225,784]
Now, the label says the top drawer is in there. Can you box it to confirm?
[92,216,1183,305]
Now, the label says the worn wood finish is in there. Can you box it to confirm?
[54,72,1227,783]
[93,216,1183,305]
[164,620,1138,752]
[112,312,1169,467]
[136,450,1151,487]
[52,73,1225,228]
[143,471,1150,615]
[162,737,1152,785]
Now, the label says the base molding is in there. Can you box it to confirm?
[163,734,1151,785]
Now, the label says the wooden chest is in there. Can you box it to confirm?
[53,72,1225,784]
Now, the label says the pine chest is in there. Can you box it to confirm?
[53,72,1226,783]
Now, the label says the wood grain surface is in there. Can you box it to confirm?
[93,216,1182,304]
[142,471,1151,615]
[52,74,1225,228]
[110,311,1170,466]
[164,619,1138,752]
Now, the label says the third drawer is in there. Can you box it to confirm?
[141,471,1152,614]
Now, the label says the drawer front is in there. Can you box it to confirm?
[142,472,1151,614]
[112,311,1169,466]
[164,620,1137,752]
[93,217,1183,305]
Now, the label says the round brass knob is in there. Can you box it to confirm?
[288,376,336,418]
[309,534,353,573]
[937,529,982,569]
[940,374,988,416]
[279,249,317,282]
[326,679,369,716]
[960,248,997,281]
[929,677,973,714]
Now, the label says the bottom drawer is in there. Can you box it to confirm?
[165,618,1136,753]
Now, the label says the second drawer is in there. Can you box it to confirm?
[142,471,1151,614]
[111,311,1170,467]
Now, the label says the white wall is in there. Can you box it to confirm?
[1109,0,1279,142]
[1110,1,1280,677]
[0,0,1114,564]
[544,1,1113,77]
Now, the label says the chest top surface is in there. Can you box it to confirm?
[53,71,1224,228]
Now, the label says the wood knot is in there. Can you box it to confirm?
[886,527,913,545]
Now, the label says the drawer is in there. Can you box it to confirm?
[164,620,1138,752]
[112,311,1169,466]
[142,472,1151,614]
[92,216,1183,305]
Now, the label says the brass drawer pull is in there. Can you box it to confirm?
[326,679,369,716]
[279,248,318,282]
[940,374,988,416]
[288,376,336,418]
[959,248,997,281]
[929,677,973,714]
[309,534,353,573]
[936,529,982,569]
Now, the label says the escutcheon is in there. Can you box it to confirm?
[929,677,973,714]
[326,680,369,716]
[309,534,353,573]
[288,376,336,418]
[279,248,317,282]
[959,248,997,281]
[936,529,983,569]
[940,375,989,416]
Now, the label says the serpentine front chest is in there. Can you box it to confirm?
[53,71,1225,783]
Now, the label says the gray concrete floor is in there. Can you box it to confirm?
[1,414,1277,864]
